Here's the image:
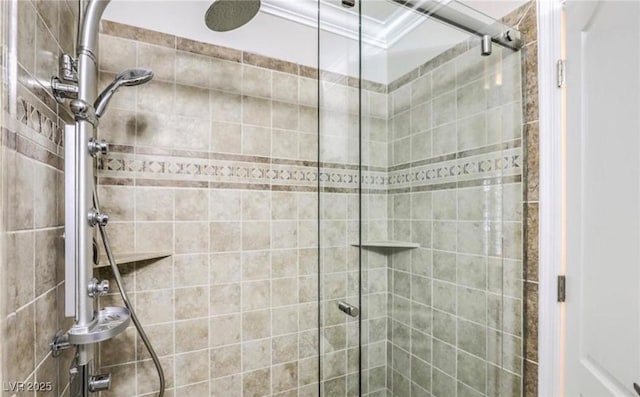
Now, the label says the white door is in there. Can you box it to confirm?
[565,1,640,396]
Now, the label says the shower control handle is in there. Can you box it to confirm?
[88,138,109,156]
[88,278,109,297]
[88,373,111,392]
[338,301,360,318]
[88,209,109,227]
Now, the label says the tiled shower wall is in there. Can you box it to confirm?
[95,21,388,397]
[1,0,78,396]
[95,21,322,397]
[2,0,78,395]
[0,2,540,397]
[385,41,524,397]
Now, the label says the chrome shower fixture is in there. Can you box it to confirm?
[205,0,261,32]
[481,34,493,56]
[94,68,154,118]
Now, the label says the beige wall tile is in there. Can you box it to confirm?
[242,221,271,251]
[7,152,34,231]
[210,313,241,347]
[243,65,272,98]
[210,58,242,93]
[175,84,210,119]
[175,286,208,320]
[211,374,241,397]
[242,251,271,280]
[242,309,271,340]
[6,231,35,311]
[138,80,176,114]
[210,221,241,252]
[136,222,174,252]
[211,121,242,154]
[174,254,209,287]
[211,252,241,284]
[137,356,174,394]
[175,318,209,352]
[243,339,271,371]
[210,283,241,315]
[272,129,298,159]
[211,90,242,123]
[137,256,173,290]
[136,187,174,221]
[137,323,175,358]
[243,280,271,310]
[273,72,299,104]
[210,189,241,221]
[138,42,176,81]
[242,125,271,157]
[17,0,37,73]
[136,289,174,324]
[175,350,209,386]
[175,222,209,254]
[176,51,209,87]
[243,96,271,127]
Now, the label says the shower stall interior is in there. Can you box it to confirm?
[48,0,529,395]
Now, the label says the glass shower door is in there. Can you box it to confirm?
[318,0,525,396]
[359,1,525,396]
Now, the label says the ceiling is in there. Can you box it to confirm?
[103,0,528,84]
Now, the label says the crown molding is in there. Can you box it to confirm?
[260,0,431,50]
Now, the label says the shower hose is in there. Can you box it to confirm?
[93,189,166,396]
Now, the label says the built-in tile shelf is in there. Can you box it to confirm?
[351,240,420,249]
[95,252,172,268]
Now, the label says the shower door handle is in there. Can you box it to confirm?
[338,301,360,318]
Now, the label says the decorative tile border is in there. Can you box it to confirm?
[2,76,66,171]
[388,147,521,189]
[16,95,64,146]
[13,66,67,153]
[2,128,64,170]
[99,142,521,194]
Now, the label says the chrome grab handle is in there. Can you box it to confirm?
[88,373,111,392]
[338,301,360,318]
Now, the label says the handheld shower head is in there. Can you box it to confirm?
[205,0,261,32]
[95,68,154,118]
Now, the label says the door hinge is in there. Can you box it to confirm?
[557,275,566,302]
[557,59,566,88]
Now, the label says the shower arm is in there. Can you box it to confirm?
[78,0,110,64]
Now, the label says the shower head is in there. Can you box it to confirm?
[205,0,261,32]
[94,68,154,118]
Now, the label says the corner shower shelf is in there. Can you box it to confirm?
[95,251,172,268]
[352,240,420,249]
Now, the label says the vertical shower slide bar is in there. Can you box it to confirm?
[51,1,134,396]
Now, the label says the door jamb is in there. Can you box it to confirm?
[536,0,565,395]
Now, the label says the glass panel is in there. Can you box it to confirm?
[318,1,362,396]
[359,1,525,396]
